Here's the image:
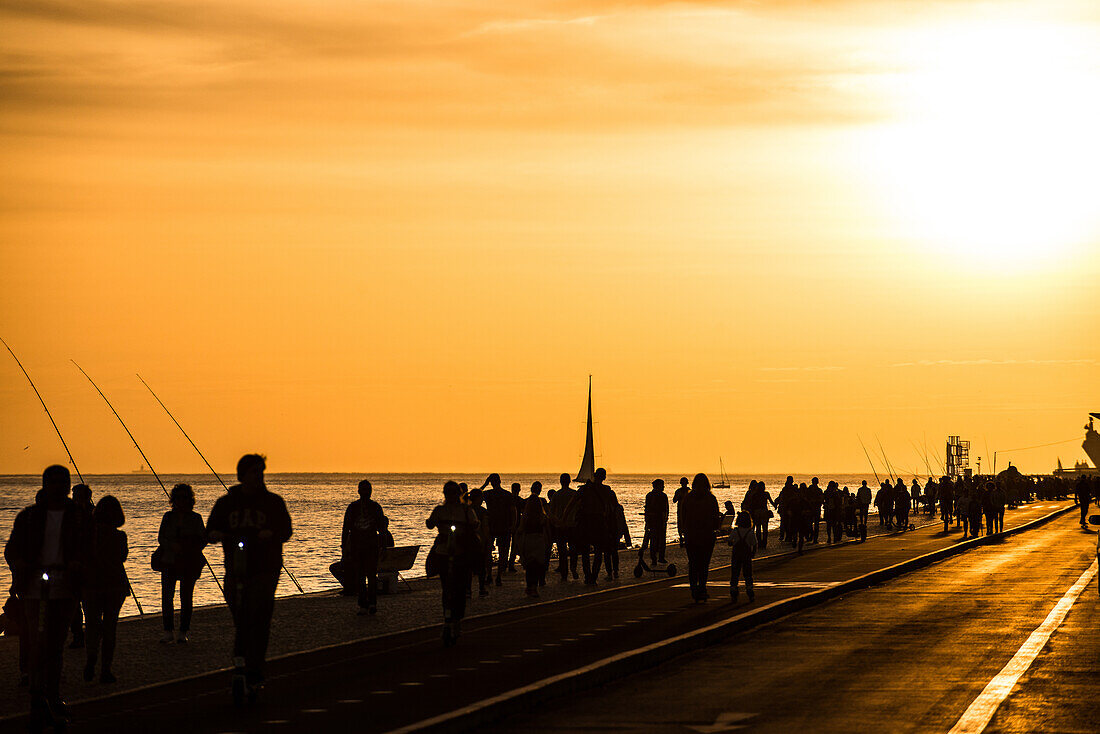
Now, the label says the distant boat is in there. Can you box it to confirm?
[713,457,731,489]
[1052,413,1099,478]
[574,376,596,485]
[130,463,152,474]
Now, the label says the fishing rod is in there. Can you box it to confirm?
[875,436,897,481]
[857,435,881,484]
[1,338,144,615]
[137,374,305,594]
[72,361,224,595]
[923,436,947,475]
[911,439,935,477]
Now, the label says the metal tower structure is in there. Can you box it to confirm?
[945,435,970,478]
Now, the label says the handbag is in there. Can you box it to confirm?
[151,546,165,573]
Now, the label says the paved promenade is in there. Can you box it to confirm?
[0,500,1076,732]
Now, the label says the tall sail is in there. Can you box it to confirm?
[575,376,596,484]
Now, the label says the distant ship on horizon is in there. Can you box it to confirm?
[129,462,152,475]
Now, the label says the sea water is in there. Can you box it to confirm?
[0,472,882,615]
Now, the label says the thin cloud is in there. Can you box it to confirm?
[758,366,845,372]
[893,359,1098,367]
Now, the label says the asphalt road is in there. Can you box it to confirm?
[0,501,1076,733]
[489,508,1097,734]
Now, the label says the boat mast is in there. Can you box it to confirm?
[575,375,596,484]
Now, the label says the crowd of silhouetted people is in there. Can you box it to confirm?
[4,460,1095,729]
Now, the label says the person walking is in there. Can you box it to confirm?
[775,476,795,542]
[577,469,612,585]
[157,483,206,643]
[606,490,631,580]
[1076,475,1093,528]
[68,484,95,650]
[727,512,757,603]
[806,477,824,543]
[680,473,720,602]
[480,474,516,587]
[514,483,551,598]
[990,482,1007,534]
[82,496,129,684]
[856,481,872,529]
[467,487,492,597]
[548,473,580,580]
[938,477,954,533]
[823,481,843,544]
[425,481,479,645]
[673,476,690,544]
[742,480,775,550]
[207,454,293,705]
[341,480,387,616]
[644,479,670,564]
[5,466,81,729]
[894,478,910,531]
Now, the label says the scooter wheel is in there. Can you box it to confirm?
[633,563,644,578]
[666,563,678,576]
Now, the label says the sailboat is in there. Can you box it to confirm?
[575,376,596,485]
[713,457,731,489]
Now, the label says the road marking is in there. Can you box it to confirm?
[399,682,423,686]
[671,581,838,589]
[948,559,1098,734]
[688,711,757,732]
[523,648,542,652]
[429,674,450,679]
[370,690,393,695]
[336,699,362,704]
[479,660,501,664]
[301,708,327,713]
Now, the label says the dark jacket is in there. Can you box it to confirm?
[206,485,293,578]
[645,490,669,525]
[341,499,386,557]
[85,525,130,597]
[157,509,207,579]
[4,497,82,598]
[679,489,720,540]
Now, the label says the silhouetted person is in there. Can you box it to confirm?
[776,476,795,541]
[991,483,1007,533]
[644,479,669,564]
[548,473,580,580]
[158,483,206,643]
[673,477,690,544]
[1076,475,1092,528]
[742,480,774,549]
[515,482,551,597]
[68,483,94,650]
[681,473,720,602]
[577,468,613,585]
[823,481,843,544]
[806,477,824,543]
[727,512,756,603]
[938,477,954,533]
[207,454,293,704]
[911,479,922,517]
[426,481,479,645]
[894,478,910,531]
[967,483,985,538]
[788,484,809,554]
[480,474,516,586]
[83,495,128,684]
[856,481,872,528]
[723,501,736,516]
[606,489,631,579]
[467,487,491,597]
[507,482,526,572]
[342,480,387,616]
[5,465,81,729]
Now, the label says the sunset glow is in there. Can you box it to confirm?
[1,1,1098,475]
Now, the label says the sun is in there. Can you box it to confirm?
[863,20,1100,269]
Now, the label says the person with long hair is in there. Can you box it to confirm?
[157,483,206,643]
[515,482,551,597]
[680,473,720,602]
[83,495,129,684]
[426,481,480,645]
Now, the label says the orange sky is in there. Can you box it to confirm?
[2,0,1098,475]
